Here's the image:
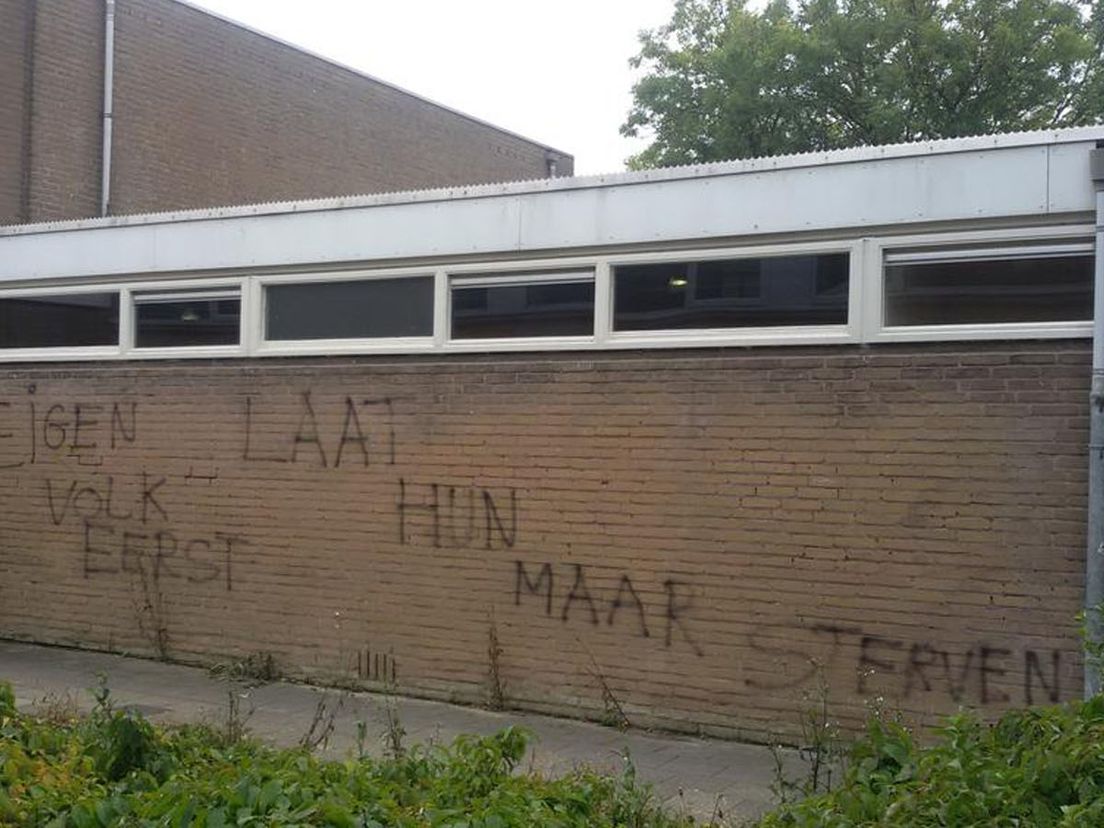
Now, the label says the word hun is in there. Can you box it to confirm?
[398,478,517,549]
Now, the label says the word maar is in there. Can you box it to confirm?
[514,561,703,656]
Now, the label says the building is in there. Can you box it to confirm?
[0,0,573,226]
[0,127,1100,740]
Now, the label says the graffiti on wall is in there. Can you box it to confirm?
[745,621,1064,706]
[243,393,397,467]
[0,393,249,592]
[398,479,516,549]
[0,389,137,467]
[0,382,1078,722]
[514,561,704,656]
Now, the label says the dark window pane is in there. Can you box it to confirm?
[0,293,119,348]
[136,298,240,347]
[266,277,434,341]
[614,254,849,331]
[452,280,594,339]
[884,255,1093,326]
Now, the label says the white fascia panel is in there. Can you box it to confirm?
[1047,141,1100,213]
[0,197,528,283]
[517,149,1052,249]
[0,141,1092,285]
[147,197,526,276]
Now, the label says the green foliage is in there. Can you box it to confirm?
[0,681,15,719]
[623,0,1104,166]
[770,665,845,805]
[757,695,1104,826]
[0,682,693,827]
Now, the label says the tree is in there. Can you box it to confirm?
[622,0,1103,168]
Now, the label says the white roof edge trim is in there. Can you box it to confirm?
[2,124,1102,239]
[165,0,572,160]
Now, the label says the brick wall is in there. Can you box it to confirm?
[2,0,572,225]
[0,0,30,222]
[23,0,105,223]
[0,342,1087,739]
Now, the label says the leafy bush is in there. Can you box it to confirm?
[0,681,691,827]
[758,695,1104,827]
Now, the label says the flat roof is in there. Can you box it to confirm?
[1,126,1101,283]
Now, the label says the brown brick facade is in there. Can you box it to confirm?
[0,0,31,222]
[0,0,573,225]
[0,341,1086,739]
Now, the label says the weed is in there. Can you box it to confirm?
[769,661,845,805]
[608,749,671,826]
[206,653,281,747]
[1079,602,1104,687]
[298,692,345,752]
[759,696,1104,826]
[0,681,15,718]
[486,608,506,710]
[31,690,80,725]
[220,685,254,745]
[209,651,279,687]
[799,666,841,795]
[377,677,406,760]
[355,718,369,760]
[768,742,795,806]
[90,671,113,713]
[583,641,630,730]
[0,690,697,826]
[707,793,727,825]
[131,557,170,659]
[79,674,172,784]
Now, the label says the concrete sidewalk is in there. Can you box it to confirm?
[0,640,797,823]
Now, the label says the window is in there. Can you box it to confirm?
[613,253,849,331]
[266,277,434,341]
[134,289,241,348]
[884,245,1093,327]
[451,270,595,339]
[0,293,119,348]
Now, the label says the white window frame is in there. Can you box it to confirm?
[444,261,599,353]
[604,240,861,350]
[125,277,246,360]
[865,225,1095,343]
[255,266,437,357]
[0,284,124,362]
[0,225,1092,362]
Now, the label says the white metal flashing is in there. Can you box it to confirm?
[0,127,1100,286]
[1,125,1100,237]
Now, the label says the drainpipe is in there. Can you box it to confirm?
[1086,140,1104,698]
[100,0,116,217]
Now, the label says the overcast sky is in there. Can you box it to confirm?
[185,0,678,175]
